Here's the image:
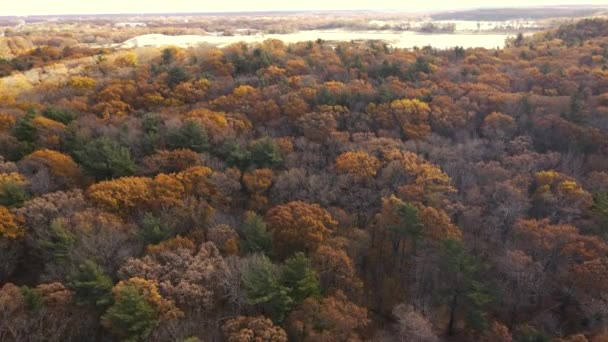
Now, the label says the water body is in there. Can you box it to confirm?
[119,29,522,50]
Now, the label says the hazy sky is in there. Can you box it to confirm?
[3,0,608,15]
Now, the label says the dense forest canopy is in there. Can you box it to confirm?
[1,16,608,342]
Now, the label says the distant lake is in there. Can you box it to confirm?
[119,29,525,50]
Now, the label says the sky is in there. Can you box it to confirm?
[3,0,608,16]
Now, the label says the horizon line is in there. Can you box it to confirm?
[1,4,605,18]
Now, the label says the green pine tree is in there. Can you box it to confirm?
[102,285,158,342]
[20,286,43,312]
[249,136,282,169]
[437,239,493,336]
[167,120,209,153]
[75,137,135,180]
[139,213,173,246]
[0,179,29,207]
[281,252,321,304]
[39,219,76,264]
[241,213,273,255]
[69,260,113,311]
[242,254,293,323]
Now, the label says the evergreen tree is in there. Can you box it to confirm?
[167,120,209,153]
[140,113,161,156]
[592,191,608,236]
[250,137,282,169]
[139,213,173,245]
[42,107,77,124]
[281,252,321,304]
[39,220,76,263]
[0,180,29,207]
[21,286,42,312]
[242,254,292,323]
[102,285,158,342]
[437,239,493,335]
[241,213,272,255]
[12,108,37,143]
[220,140,251,170]
[70,260,113,311]
[75,137,135,180]
[167,66,189,87]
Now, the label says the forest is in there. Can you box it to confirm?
[0,16,608,342]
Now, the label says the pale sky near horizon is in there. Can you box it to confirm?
[3,0,608,16]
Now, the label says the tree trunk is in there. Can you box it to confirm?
[448,294,458,336]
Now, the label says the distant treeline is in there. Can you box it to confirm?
[431,6,605,21]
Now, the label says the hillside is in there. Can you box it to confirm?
[0,18,608,342]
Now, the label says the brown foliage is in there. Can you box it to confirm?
[222,316,288,342]
[265,201,337,257]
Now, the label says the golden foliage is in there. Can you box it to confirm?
[146,235,197,256]
[0,172,28,203]
[24,149,82,182]
[265,201,337,257]
[112,277,183,321]
[174,166,214,198]
[87,177,153,215]
[335,151,381,178]
[67,76,96,90]
[0,205,23,239]
[389,98,431,140]
[243,169,274,194]
[152,173,186,207]
[0,113,15,131]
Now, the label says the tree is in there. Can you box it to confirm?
[436,239,492,336]
[41,107,77,125]
[12,109,37,143]
[167,66,190,88]
[21,149,83,191]
[281,252,321,304]
[101,283,158,342]
[0,206,23,239]
[241,212,273,255]
[0,282,94,341]
[102,277,182,341]
[75,137,135,180]
[481,112,517,140]
[0,172,28,207]
[243,169,274,194]
[119,241,228,313]
[69,260,113,311]
[161,47,176,64]
[311,243,361,296]
[139,213,173,245]
[87,176,152,215]
[207,224,240,254]
[221,316,288,342]
[265,201,337,258]
[220,140,252,169]
[243,168,274,210]
[167,120,209,153]
[592,192,608,234]
[250,137,283,169]
[532,170,593,223]
[241,254,293,323]
[335,151,381,179]
[389,98,431,140]
[287,291,369,342]
[296,111,338,143]
[139,149,201,176]
[392,303,438,342]
[67,76,96,91]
